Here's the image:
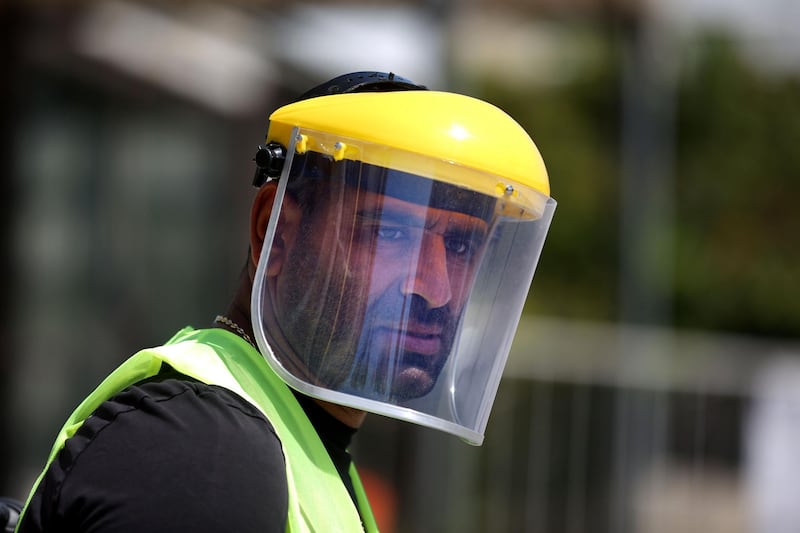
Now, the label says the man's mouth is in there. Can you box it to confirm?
[355,320,452,400]
[378,324,443,356]
[399,330,442,356]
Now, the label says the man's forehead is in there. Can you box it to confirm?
[291,152,498,223]
[355,189,490,231]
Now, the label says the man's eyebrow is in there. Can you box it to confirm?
[355,208,427,228]
[447,218,488,235]
[357,207,491,238]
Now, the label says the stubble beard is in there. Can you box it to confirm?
[274,214,458,403]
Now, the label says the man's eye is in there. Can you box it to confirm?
[445,237,480,256]
[376,226,407,241]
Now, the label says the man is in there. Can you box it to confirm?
[15,71,555,532]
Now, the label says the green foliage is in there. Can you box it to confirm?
[674,34,800,336]
[468,31,624,322]
[466,29,800,338]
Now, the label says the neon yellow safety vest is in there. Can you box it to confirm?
[17,327,378,533]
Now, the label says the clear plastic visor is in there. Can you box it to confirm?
[252,128,556,445]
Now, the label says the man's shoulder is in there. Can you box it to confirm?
[19,369,289,533]
[91,368,283,448]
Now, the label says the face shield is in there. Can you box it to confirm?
[252,127,555,445]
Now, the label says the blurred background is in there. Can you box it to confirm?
[2,0,799,532]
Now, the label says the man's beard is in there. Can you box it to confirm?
[279,271,458,403]
[273,207,461,403]
[338,293,458,402]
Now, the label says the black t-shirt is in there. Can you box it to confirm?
[18,365,359,533]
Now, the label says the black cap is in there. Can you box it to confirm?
[295,71,427,102]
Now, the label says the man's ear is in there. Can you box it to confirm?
[250,183,303,276]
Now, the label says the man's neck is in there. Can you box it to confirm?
[314,399,367,429]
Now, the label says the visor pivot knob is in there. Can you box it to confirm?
[504,184,515,195]
[252,142,287,187]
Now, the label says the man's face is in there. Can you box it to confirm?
[269,181,489,402]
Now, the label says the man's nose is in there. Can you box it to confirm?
[401,232,453,309]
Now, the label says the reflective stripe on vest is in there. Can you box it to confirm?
[18,327,378,533]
